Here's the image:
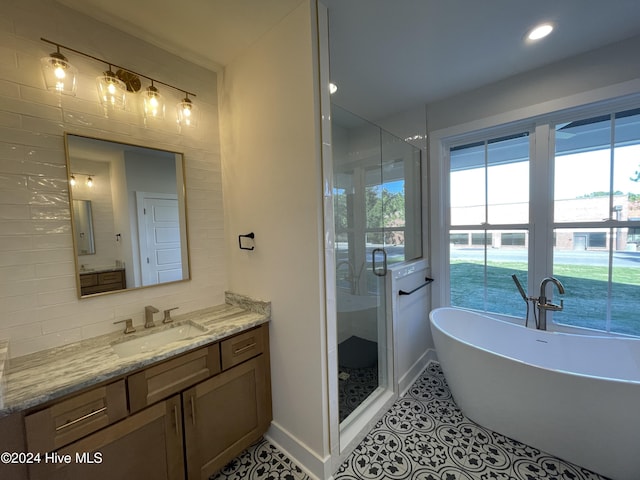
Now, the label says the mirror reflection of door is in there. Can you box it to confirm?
[137,193,183,286]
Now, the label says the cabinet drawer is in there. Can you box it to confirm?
[221,325,266,370]
[79,274,97,287]
[128,344,220,413]
[25,380,127,453]
[98,271,122,284]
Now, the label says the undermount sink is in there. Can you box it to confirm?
[111,321,207,358]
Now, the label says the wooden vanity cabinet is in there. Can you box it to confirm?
[15,323,270,480]
[80,269,126,295]
[28,395,184,480]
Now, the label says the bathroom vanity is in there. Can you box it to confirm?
[0,295,271,480]
[79,268,126,295]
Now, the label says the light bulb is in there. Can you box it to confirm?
[69,175,76,186]
[86,177,93,188]
[528,23,553,41]
[54,65,66,80]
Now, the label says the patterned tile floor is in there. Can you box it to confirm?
[338,365,378,422]
[212,362,607,480]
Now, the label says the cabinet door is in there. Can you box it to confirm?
[29,395,184,480]
[183,354,271,480]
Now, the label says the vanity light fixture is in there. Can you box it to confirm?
[70,172,95,187]
[329,82,338,94]
[40,38,197,128]
[527,23,554,41]
[40,45,77,95]
[177,93,198,128]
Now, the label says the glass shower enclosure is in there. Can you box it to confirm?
[332,104,422,424]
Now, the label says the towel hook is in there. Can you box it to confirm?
[238,232,255,250]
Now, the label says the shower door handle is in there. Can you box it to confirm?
[372,248,387,277]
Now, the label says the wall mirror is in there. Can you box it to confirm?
[65,133,190,298]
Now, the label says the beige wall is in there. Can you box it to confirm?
[0,0,225,357]
[220,0,330,473]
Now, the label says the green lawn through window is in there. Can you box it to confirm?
[451,260,640,336]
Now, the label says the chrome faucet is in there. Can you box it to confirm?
[537,277,565,330]
[144,305,159,328]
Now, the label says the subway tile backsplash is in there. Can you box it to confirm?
[0,0,225,358]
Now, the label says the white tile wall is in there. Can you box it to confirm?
[0,0,226,358]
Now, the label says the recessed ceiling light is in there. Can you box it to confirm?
[528,23,553,41]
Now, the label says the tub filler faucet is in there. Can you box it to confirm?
[537,277,565,330]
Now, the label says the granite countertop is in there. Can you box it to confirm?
[0,292,270,417]
[78,266,125,274]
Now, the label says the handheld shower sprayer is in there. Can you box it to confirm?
[511,274,537,328]
[511,274,528,302]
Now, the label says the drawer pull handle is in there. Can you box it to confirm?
[190,396,196,426]
[56,407,107,432]
[234,342,257,355]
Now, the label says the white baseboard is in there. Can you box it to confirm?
[398,348,438,396]
[265,421,332,480]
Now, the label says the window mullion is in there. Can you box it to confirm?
[606,114,615,332]
[530,124,552,296]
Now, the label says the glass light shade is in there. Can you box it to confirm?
[176,97,198,128]
[142,85,165,120]
[69,175,76,186]
[41,52,77,95]
[96,70,127,109]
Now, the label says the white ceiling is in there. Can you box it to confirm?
[57,0,640,121]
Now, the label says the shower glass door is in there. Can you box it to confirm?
[332,105,421,424]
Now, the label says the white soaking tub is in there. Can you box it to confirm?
[429,307,640,480]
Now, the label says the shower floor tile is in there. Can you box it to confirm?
[212,362,607,480]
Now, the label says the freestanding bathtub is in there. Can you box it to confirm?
[429,307,640,480]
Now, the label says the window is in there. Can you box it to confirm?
[449,133,530,315]
[445,105,640,336]
[553,108,640,335]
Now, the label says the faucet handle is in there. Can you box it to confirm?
[114,318,136,334]
[543,300,564,311]
[163,307,179,323]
